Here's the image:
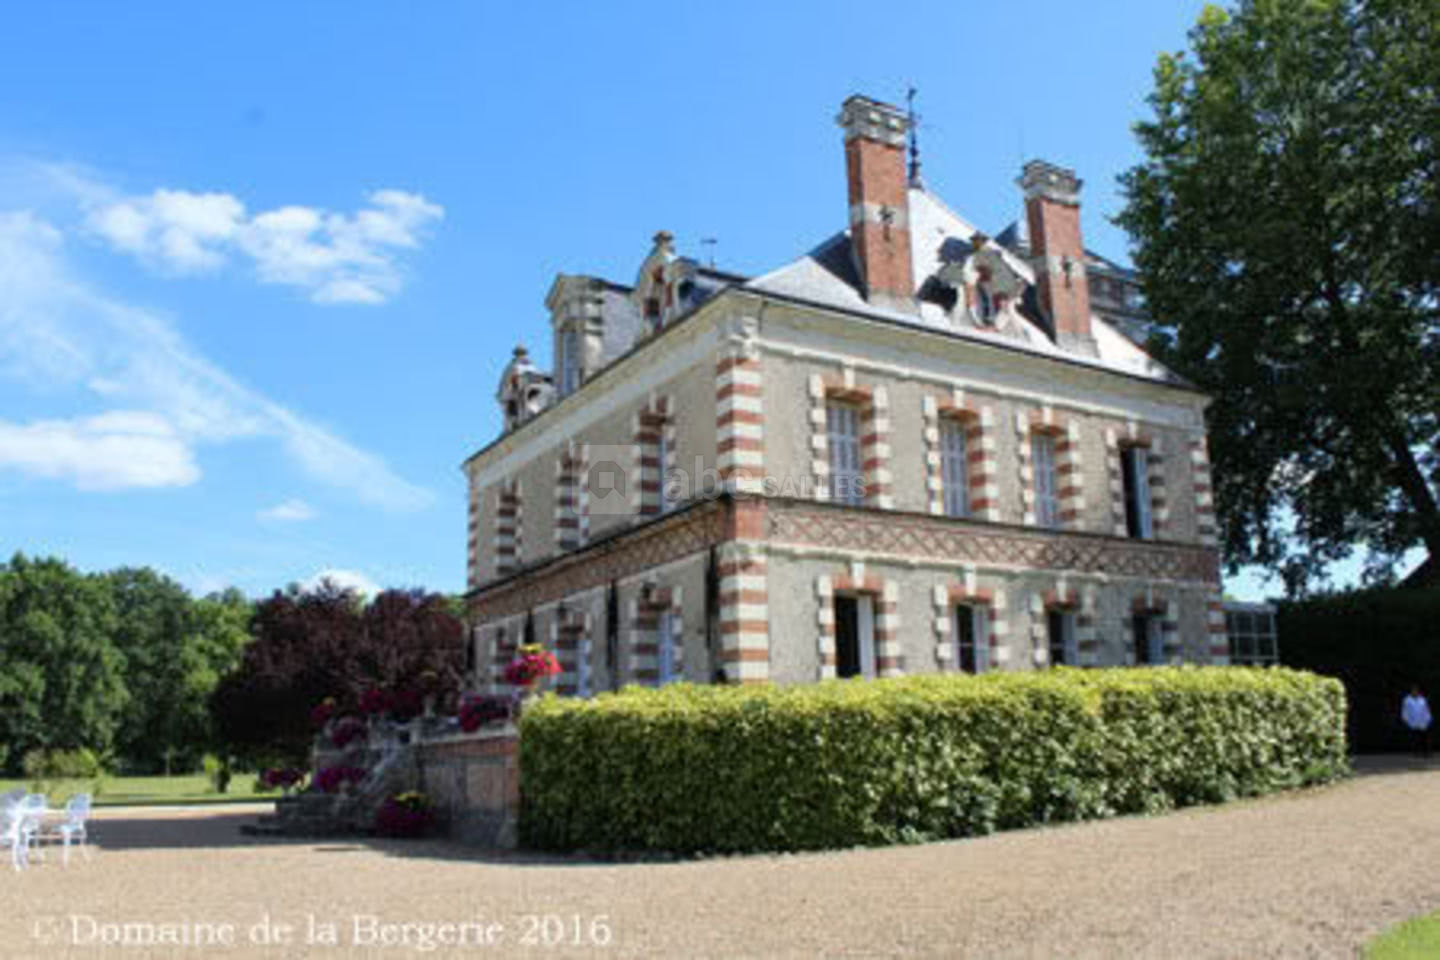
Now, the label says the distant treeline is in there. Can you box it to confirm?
[0,553,466,777]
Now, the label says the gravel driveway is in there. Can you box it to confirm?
[3,760,1438,959]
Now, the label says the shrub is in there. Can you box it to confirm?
[22,748,104,781]
[374,791,435,838]
[202,753,232,794]
[519,667,1347,855]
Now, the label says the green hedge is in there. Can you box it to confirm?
[519,667,1347,854]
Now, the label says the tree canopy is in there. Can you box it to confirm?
[1117,0,1439,593]
[105,568,249,773]
[0,554,127,769]
[210,581,466,766]
[0,554,252,775]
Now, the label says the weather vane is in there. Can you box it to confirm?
[907,86,923,187]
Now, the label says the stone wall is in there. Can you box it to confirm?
[415,728,521,848]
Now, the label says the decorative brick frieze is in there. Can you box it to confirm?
[766,498,1220,586]
[1206,591,1229,663]
[874,578,902,675]
[467,483,481,589]
[630,394,673,517]
[1149,440,1170,536]
[553,441,589,552]
[716,317,765,495]
[808,369,894,509]
[719,541,769,683]
[1056,422,1086,527]
[921,389,1001,521]
[484,618,522,693]
[621,583,684,686]
[550,604,592,695]
[1191,433,1218,546]
[472,499,727,621]
[494,479,522,576]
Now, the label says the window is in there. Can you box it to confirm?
[1132,613,1164,665]
[656,425,677,513]
[577,636,592,698]
[954,604,988,674]
[1047,609,1076,667]
[940,421,970,518]
[559,327,581,396]
[1032,432,1059,528]
[1122,446,1153,539]
[605,582,619,690]
[975,283,995,323]
[657,611,678,684]
[492,625,508,686]
[834,594,876,679]
[827,402,864,506]
[1226,607,1279,665]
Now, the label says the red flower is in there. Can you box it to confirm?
[315,765,368,793]
[504,649,562,687]
[358,687,391,715]
[330,716,367,748]
[310,698,337,729]
[457,694,511,732]
[261,767,304,790]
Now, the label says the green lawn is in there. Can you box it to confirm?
[1366,910,1440,959]
[0,773,276,806]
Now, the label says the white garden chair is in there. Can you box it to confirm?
[40,794,92,866]
[16,794,49,864]
[1,797,36,871]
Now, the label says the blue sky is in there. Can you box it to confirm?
[3,0,1319,601]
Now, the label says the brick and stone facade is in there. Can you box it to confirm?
[461,94,1224,694]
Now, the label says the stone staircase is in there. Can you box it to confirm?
[244,732,419,839]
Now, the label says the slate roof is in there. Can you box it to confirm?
[743,186,1182,384]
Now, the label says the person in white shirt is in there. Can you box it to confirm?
[1401,685,1432,757]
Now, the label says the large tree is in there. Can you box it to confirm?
[0,554,128,771]
[105,569,250,773]
[211,581,465,765]
[1117,0,1439,593]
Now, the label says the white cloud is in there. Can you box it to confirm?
[75,176,442,304]
[303,568,380,598]
[0,209,433,509]
[258,498,315,522]
[0,410,199,490]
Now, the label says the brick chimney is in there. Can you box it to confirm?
[837,95,915,314]
[1020,159,1096,355]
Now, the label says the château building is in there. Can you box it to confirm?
[462,94,1225,693]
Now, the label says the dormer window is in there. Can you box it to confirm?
[975,281,995,324]
[496,345,553,432]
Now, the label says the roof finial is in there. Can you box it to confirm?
[906,86,923,188]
